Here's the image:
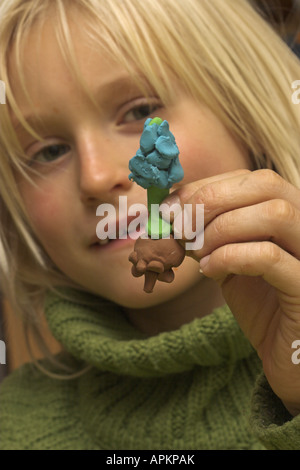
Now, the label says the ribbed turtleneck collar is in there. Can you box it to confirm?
[44,288,254,377]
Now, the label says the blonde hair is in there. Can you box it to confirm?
[0,0,299,371]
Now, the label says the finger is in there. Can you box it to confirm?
[199,241,300,297]
[164,169,300,230]
[162,169,250,221]
[194,199,300,261]
[170,168,250,200]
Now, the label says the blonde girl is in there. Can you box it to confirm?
[0,0,300,450]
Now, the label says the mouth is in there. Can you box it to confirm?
[92,238,113,247]
[90,234,137,251]
[90,216,147,250]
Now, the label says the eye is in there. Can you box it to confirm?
[122,100,162,123]
[30,143,71,165]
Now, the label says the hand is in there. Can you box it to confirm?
[165,169,300,416]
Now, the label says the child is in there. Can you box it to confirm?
[0,0,300,450]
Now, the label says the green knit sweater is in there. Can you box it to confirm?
[1,288,300,450]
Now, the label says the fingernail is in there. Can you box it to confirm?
[199,255,210,273]
[162,193,181,207]
[173,206,192,239]
[173,210,184,238]
[160,195,182,222]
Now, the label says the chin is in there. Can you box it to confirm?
[102,258,201,309]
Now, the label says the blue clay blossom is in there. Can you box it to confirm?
[129,118,184,189]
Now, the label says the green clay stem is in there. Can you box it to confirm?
[146,187,172,239]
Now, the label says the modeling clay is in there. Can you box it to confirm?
[128,117,185,293]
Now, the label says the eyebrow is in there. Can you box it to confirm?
[11,75,152,133]
[11,114,52,134]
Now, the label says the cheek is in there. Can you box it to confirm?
[21,185,68,245]
[176,135,222,183]
[177,130,250,183]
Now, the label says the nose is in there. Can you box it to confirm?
[77,132,133,203]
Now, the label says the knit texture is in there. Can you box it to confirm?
[0,288,299,450]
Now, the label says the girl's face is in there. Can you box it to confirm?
[10,20,251,309]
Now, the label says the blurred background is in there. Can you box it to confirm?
[254,0,300,56]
